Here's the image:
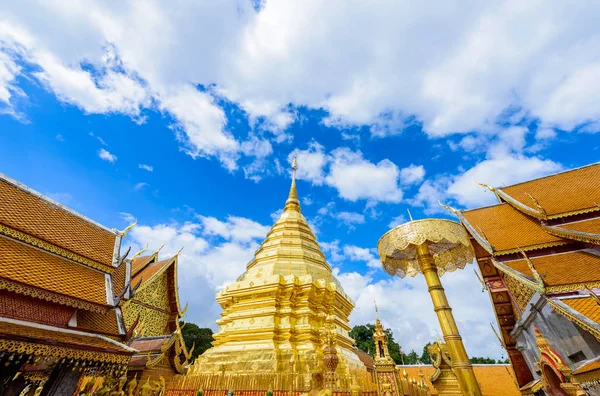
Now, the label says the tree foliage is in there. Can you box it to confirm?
[350,324,507,366]
[349,324,404,364]
[179,321,214,363]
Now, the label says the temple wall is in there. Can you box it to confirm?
[513,294,600,377]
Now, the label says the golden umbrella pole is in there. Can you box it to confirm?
[378,219,482,396]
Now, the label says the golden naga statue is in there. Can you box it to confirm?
[302,370,332,396]
[125,375,138,396]
[33,381,46,396]
[109,374,128,396]
[139,377,154,396]
[78,380,95,396]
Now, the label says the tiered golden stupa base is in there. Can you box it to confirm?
[188,272,365,376]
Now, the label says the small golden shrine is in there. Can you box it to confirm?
[122,251,191,382]
[0,173,137,395]
[187,157,366,381]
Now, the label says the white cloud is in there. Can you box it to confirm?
[337,267,503,358]
[326,148,403,203]
[97,148,117,163]
[139,164,153,172]
[447,155,563,207]
[55,134,64,141]
[342,245,380,269]
[290,142,328,185]
[3,1,600,177]
[399,164,425,185]
[388,214,407,228]
[134,182,148,191]
[335,211,365,228]
[197,215,270,243]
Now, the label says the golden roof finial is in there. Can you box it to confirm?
[584,285,600,307]
[374,299,379,319]
[438,200,459,215]
[131,243,148,262]
[119,218,138,237]
[156,244,165,255]
[518,247,545,292]
[284,154,300,212]
[477,182,495,192]
[176,247,184,256]
[525,193,547,217]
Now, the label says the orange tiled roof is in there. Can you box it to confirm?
[0,317,134,356]
[502,251,600,288]
[132,258,173,287]
[112,261,127,298]
[130,335,170,353]
[132,254,153,276]
[562,296,600,325]
[0,236,108,307]
[462,204,563,253]
[353,348,374,368]
[77,310,121,337]
[397,365,520,396]
[560,217,600,234]
[0,176,117,267]
[500,163,600,218]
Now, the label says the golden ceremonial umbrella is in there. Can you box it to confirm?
[378,218,482,396]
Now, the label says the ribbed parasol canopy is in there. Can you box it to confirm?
[377,219,475,278]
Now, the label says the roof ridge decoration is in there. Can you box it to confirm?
[585,286,600,307]
[542,223,600,245]
[490,257,543,293]
[0,223,113,272]
[439,201,494,254]
[119,219,137,238]
[0,172,118,235]
[517,247,546,293]
[478,182,547,220]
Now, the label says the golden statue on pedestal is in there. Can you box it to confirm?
[302,370,332,396]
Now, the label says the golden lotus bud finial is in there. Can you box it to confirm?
[292,154,298,174]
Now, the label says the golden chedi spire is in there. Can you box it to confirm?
[243,154,335,284]
[189,156,364,376]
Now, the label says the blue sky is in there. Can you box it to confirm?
[1,1,600,359]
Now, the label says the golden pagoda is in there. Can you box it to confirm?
[189,157,365,376]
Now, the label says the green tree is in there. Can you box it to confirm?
[419,342,433,364]
[179,321,214,363]
[470,357,497,364]
[405,350,419,365]
[349,324,404,364]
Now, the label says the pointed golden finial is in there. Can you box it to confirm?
[176,247,184,256]
[374,299,379,319]
[438,200,459,215]
[477,182,495,192]
[156,244,165,255]
[518,247,545,292]
[180,302,189,317]
[474,269,487,290]
[119,218,138,237]
[525,193,547,217]
[130,243,148,262]
[584,285,600,307]
[285,154,300,211]
[407,209,413,221]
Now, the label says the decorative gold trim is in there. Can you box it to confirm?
[0,224,111,272]
[488,187,547,220]
[574,367,600,385]
[546,281,600,294]
[548,206,600,220]
[490,258,542,293]
[494,241,570,256]
[0,339,131,364]
[0,278,106,313]
[440,202,495,254]
[517,248,545,293]
[543,224,600,245]
[546,298,600,342]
